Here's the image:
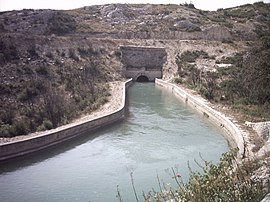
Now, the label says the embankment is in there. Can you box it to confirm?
[0,79,132,161]
[155,78,245,158]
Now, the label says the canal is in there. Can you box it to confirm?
[0,82,229,202]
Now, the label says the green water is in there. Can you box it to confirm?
[0,83,229,202]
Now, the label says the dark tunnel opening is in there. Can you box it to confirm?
[136,75,150,82]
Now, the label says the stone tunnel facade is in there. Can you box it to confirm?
[120,46,167,81]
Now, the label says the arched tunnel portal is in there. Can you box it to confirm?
[120,46,167,82]
[136,75,149,82]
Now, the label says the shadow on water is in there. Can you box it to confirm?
[0,118,127,174]
[0,81,135,174]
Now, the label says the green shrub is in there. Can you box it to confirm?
[15,122,27,135]
[43,119,53,130]
[143,149,268,202]
[216,53,243,65]
[37,119,53,131]
[0,124,12,137]
[179,50,209,63]
[48,12,77,35]
[234,97,251,106]
[18,85,39,102]
[225,8,256,19]
[174,77,183,84]
[200,87,214,100]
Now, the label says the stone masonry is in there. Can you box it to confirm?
[120,46,167,81]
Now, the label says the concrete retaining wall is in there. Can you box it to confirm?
[121,46,166,81]
[155,79,245,158]
[120,46,167,68]
[0,79,133,161]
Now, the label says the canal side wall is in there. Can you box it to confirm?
[155,79,245,158]
[0,79,133,161]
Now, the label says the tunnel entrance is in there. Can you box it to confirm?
[136,75,149,82]
[120,46,167,81]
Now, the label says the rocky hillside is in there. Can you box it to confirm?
[1,2,270,40]
[0,2,269,137]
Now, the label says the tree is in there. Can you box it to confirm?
[241,46,270,104]
[201,71,218,100]
[43,87,67,127]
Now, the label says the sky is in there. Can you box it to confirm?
[0,0,269,12]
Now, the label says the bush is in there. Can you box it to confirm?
[18,85,39,102]
[48,12,77,35]
[77,46,100,57]
[183,2,196,9]
[15,122,27,135]
[45,51,54,59]
[228,42,269,105]
[37,119,53,131]
[225,7,256,19]
[216,53,243,65]
[143,149,268,202]
[200,87,214,100]
[222,38,234,44]
[69,48,79,61]
[0,40,111,138]
[174,77,183,84]
[179,50,209,63]
[43,119,53,130]
[234,97,251,106]
[0,40,19,64]
[0,122,29,137]
[0,124,12,137]
[27,46,38,58]
[36,65,49,75]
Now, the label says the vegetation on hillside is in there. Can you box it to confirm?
[0,35,120,137]
[47,12,77,35]
[1,2,269,39]
[174,30,270,121]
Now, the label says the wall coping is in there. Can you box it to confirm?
[155,78,245,158]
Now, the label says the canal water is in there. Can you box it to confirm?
[0,83,229,202]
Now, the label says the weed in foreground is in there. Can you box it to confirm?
[117,149,269,202]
